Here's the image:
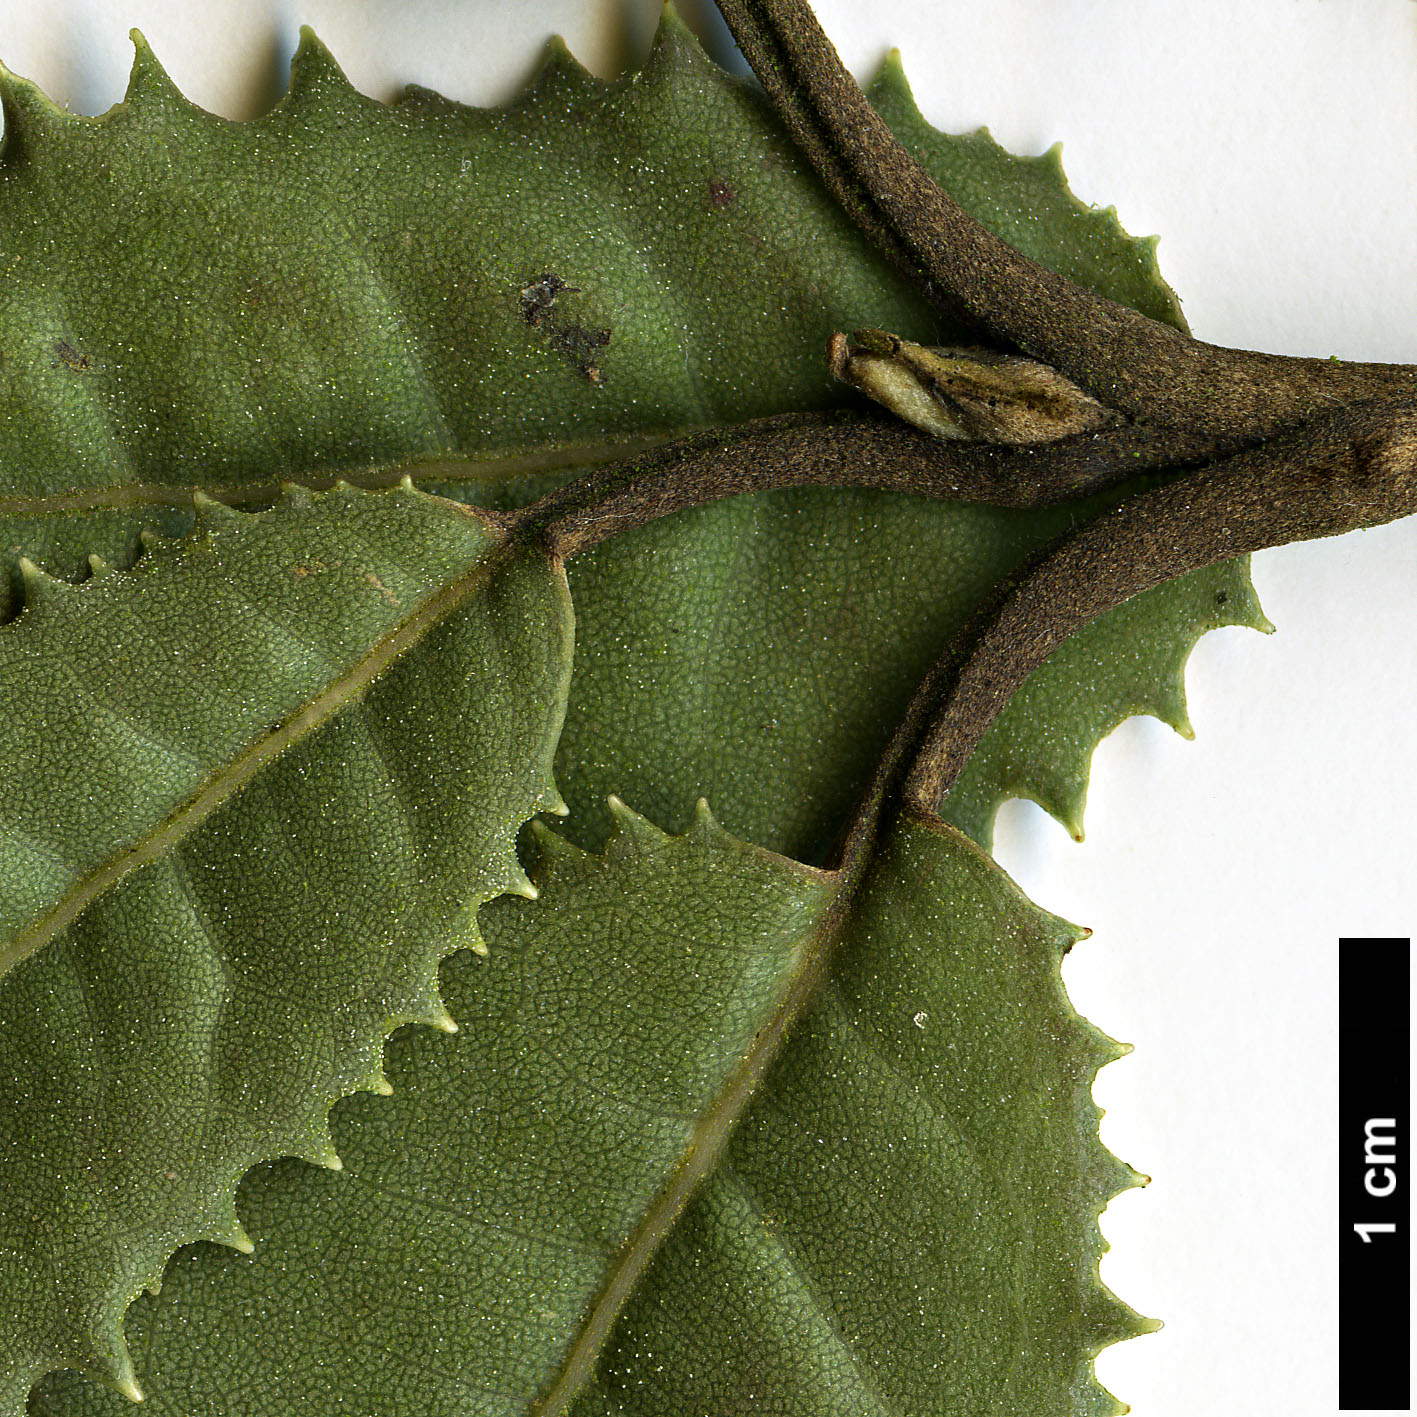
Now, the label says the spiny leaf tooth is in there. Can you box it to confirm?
[303,1134,345,1172]
[604,794,665,850]
[208,1209,256,1255]
[1054,789,1087,843]
[529,817,582,862]
[865,47,917,112]
[276,480,314,509]
[121,30,189,118]
[535,34,598,91]
[1067,1005,1131,1072]
[190,489,244,530]
[538,779,569,817]
[426,1002,459,1034]
[136,528,163,554]
[0,62,68,156]
[1085,1134,1148,1210]
[68,1322,144,1405]
[114,1374,145,1405]
[86,552,114,578]
[687,796,719,840]
[17,555,72,609]
[196,1190,257,1251]
[1081,1284,1161,1349]
[225,1226,256,1256]
[503,861,539,901]
[1156,680,1196,740]
[281,27,362,119]
[647,3,712,76]
[1096,1031,1133,1067]
[354,1055,395,1096]
[466,929,489,958]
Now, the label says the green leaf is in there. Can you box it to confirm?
[32,806,1146,1416]
[0,13,1181,615]
[558,492,1263,863]
[0,485,571,1405]
[0,16,934,615]
[0,13,1252,1411]
[572,814,1146,1417]
[939,564,1270,848]
[865,56,1186,333]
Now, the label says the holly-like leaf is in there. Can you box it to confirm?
[0,10,1263,1412]
[32,805,1146,1416]
[0,8,1254,857]
[0,485,571,1406]
[0,16,939,616]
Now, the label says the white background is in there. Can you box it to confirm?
[2,2,1414,1414]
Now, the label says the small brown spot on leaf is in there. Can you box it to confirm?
[708,178,736,208]
[519,271,611,384]
[52,340,90,373]
[520,272,571,328]
[242,279,277,311]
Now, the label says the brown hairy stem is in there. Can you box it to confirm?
[506,0,1417,874]
[508,409,1251,558]
[896,405,1417,820]
[698,0,1417,851]
[713,0,1415,433]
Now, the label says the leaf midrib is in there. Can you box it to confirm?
[0,509,518,980]
[528,866,849,1416]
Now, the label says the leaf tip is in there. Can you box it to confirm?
[191,489,243,530]
[122,28,185,115]
[18,554,71,609]
[283,29,359,120]
[605,794,664,849]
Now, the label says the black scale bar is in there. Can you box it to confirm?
[1339,937,1410,1411]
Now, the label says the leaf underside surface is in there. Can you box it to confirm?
[0,486,571,1407]
[0,9,1258,1412]
[35,807,1146,1416]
